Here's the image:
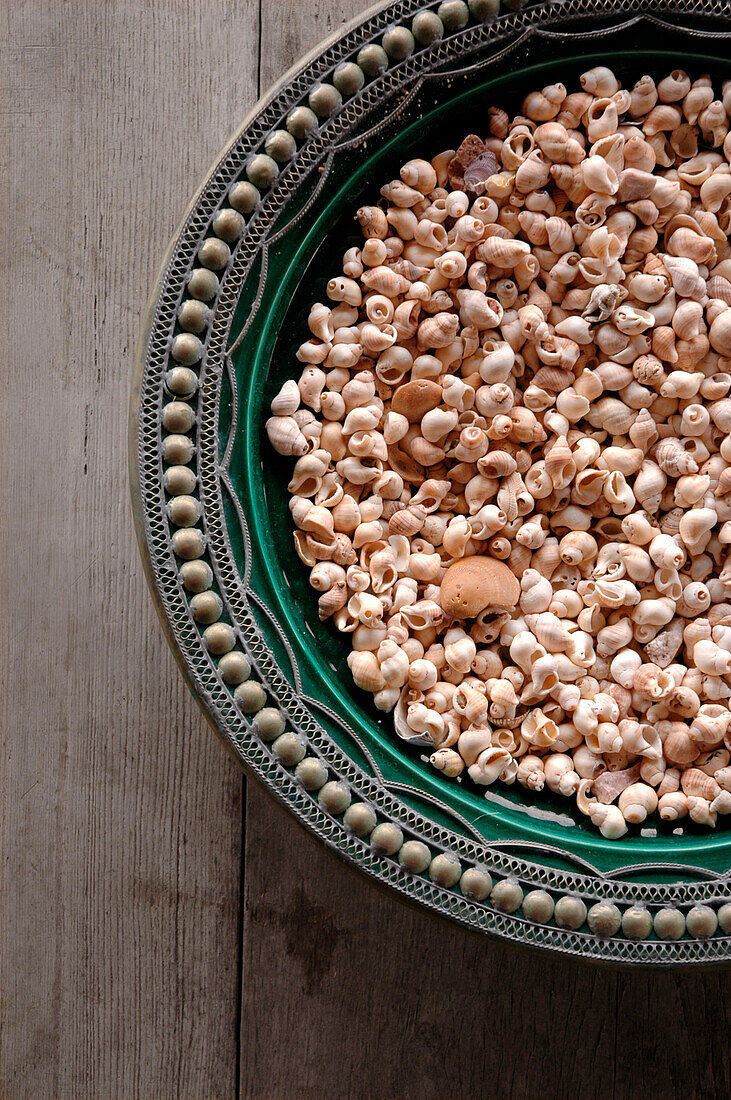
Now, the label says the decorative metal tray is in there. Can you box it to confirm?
[131,0,731,965]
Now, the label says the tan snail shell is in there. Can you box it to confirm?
[440,556,520,618]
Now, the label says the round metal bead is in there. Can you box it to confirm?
[459,867,492,901]
[166,494,202,527]
[162,433,195,465]
[490,878,523,914]
[162,400,196,433]
[172,528,206,560]
[212,207,244,242]
[264,129,297,163]
[187,267,220,301]
[398,840,431,873]
[357,43,388,78]
[234,679,267,714]
[318,780,352,815]
[686,905,718,939]
[203,622,235,655]
[429,853,462,888]
[189,591,223,625]
[164,465,197,496]
[286,106,318,140]
[253,708,286,741]
[228,180,260,214]
[198,237,231,270]
[246,154,279,189]
[272,731,307,766]
[468,0,500,19]
[333,62,364,97]
[179,559,213,593]
[218,650,251,686]
[343,802,377,837]
[522,889,555,924]
[654,907,686,941]
[438,0,469,30]
[718,902,731,933]
[308,83,342,119]
[621,906,653,940]
[177,300,211,334]
[411,10,444,45]
[165,367,198,398]
[382,26,415,60]
[369,822,403,856]
[295,756,329,791]
[171,332,203,365]
[587,902,621,938]
[554,896,587,930]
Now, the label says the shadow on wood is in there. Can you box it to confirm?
[241,782,731,1100]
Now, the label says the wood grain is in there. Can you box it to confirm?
[241,784,731,1100]
[0,2,256,1095]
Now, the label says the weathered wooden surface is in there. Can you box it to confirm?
[242,784,731,1100]
[0,1,254,1095]
[2,1,730,1097]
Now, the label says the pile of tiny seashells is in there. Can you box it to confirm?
[266,65,731,838]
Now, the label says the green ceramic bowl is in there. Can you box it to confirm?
[133,0,731,964]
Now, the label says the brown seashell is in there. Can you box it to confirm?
[417,311,460,350]
[643,103,682,135]
[557,91,593,129]
[380,179,423,208]
[390,259,429,282]
[654,437,699,477]
[628,408,659,451]
[356,205,388,239]
[410,436,445,467]
[477,450,518,477]
[709,309,731,357]
[391,379,442,422]
[586,397,636,436]
[652,326,679,364]
[531,366,574,392]
[360,266,412,296]
[448,134,487,190]
[318,581,348,620]
[680,767,721,800]
[331,495,361,534]
[440,555,520,618]
[488,107,509,139]
[663,726,699,766]
[669,122,698,159]
[464,151,500,193]
[666,226,717,266]
[477,235,531,268]
[387,505,426,538]
[400,158,437,194]
[545,434,576,488]
[616,168,657,201]
[626,199,658,225]
[387,446,425,484]
[707,275,731,306]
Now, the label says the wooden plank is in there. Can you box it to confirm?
[0,2,258,1095]
[241,784,730,1100]
[259,0,366,90]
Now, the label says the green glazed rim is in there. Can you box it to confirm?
[131,0,731,964]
